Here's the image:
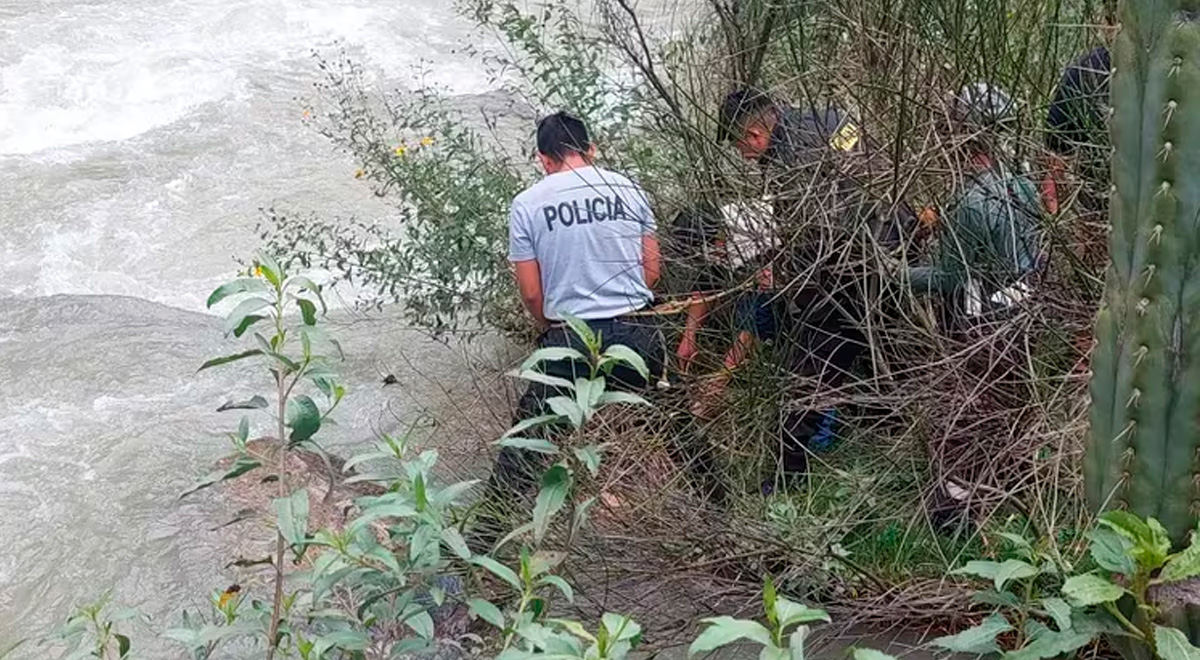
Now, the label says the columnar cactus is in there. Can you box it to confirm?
[1087,0,1200,546]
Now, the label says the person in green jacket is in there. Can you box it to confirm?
[908,83,1043,324]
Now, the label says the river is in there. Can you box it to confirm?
[0,0,520,652]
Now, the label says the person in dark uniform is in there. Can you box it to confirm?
[1042,46,1111,217]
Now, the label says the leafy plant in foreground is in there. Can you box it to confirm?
[937,511,1200,660]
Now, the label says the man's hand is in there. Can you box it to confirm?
[756,265,774,291]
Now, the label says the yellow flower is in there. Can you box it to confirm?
[217,584,242,609]
[253,265,263,278]
[394,145,407,156]
[301,109,311,119]
[420,136,435,147]
[354,168,365,179]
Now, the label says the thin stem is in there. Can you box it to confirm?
[1102,601,1146,641]
[266,290,289,660]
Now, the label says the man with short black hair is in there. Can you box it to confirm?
[474,112,663,550]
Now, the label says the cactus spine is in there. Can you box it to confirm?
[1087,0,1200,546]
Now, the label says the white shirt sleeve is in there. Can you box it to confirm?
[507,200,536,262]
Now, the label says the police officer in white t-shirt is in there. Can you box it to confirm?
[473,112,664,550]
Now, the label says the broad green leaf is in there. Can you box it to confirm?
[1089,528,1137,575]
[540,575,575,602]
[952,559,1038,591]
[389,637,431,658]
[235,415,249,444]
[404,610,435,639]
[286,395,321,443]
[760,644,789,660]
[471,556,521,590]
[533,465,571,543]
[689,617,773,655]
[1070,610,1128,637]
[774,598,830,630]
[430,479,480,507]
[231,314,266,338]
[115,633,130,658]
[180,456,261,498]
[469,598,505,628]
[497,437,560,454]
[1001,629,1094,660]
[972,590,1022,608]
[597,391,651,407]
[297,298,317,326]
[931,613,1012,654]
[1161,531,1200,583]
[852,649,898,660]
[573,445,603,476]
[440,527,471,560]
[198,349,263,372]
[788,627,809,660]
[602,613,642,643]
[1062,574,1126,606]
[1100,511,1170,569]
[216,395,268,412]
[547,396,584,429]
[575,377,604,420]
[206,278,268,308]
[1157,627,1200,660]
[562,313,598,350]
[313,630,369,655]
[502,414,565,439]
[600,344,649,380]
[519,347,587,372]
[223,297,271,337]
[510,369,576,391]
[548,618,596,642]
[1040,597,1072,632]
[273,488,310,549]
[256,252,283,287]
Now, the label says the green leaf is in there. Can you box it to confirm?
[273,488,310,549]
[574,377,604,420]
[510,369,576,391]
[502,414,564,439]
[496,437,560,454]
[602,613,642,644]
[952,559,1039,591]
[115,633,130,658]
[256,252,283,287]
[540,575,575,602]
[547,396,584,429]
[600,344,649,380]
[207,278,269,308]
[562,313,598,350]
[972,590,1022,608]
[571,496,596,540]
[689,617,773,656]
[1099,511,1170,569]
[852,649,898,660]
[471,556,521,590]
[597,391,650,407]
[469,598,505,629]
[931,613,1012,654]
[440,527,471,560]
[297,298,317,326]
[198,349,263,372]
[216,395,268,412]
[1089,528,1137,575]
[573,446,603,476]
[533,465,571,543]
[1001,629,1095,660]
[313,630,369,656]
[223,297,271,337]
[286,395,321,443]
[548,618,596,643]
[1062,574,1126,607]
[774,598,830,630]
[405,610,435,640]
[1161,531,1200,583]
[1156,627,1200,660]
[519,347,587,372]
[180,456,261,498]
[1041,597,1072,632]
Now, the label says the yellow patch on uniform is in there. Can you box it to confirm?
[830,121,861,152]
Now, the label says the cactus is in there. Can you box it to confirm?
[1087,0,1200,547]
